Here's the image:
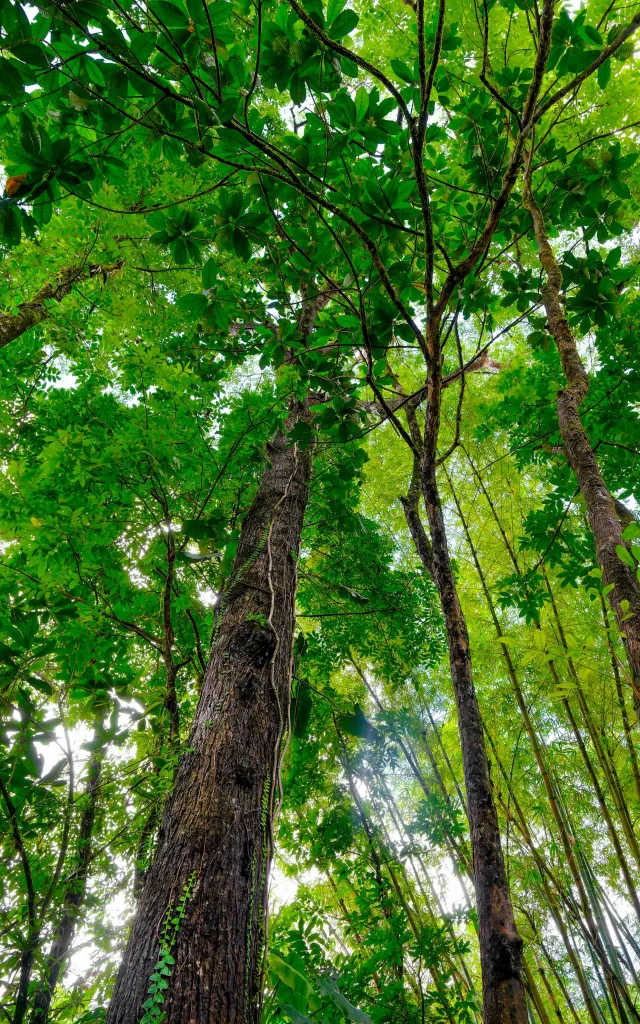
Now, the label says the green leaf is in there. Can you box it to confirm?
[0,58,24,98]
[220,192,244,220]
[610,179,631,199]
[390,58,414,84]
[269,954,311,1001]
[616,544,635,568]
[182,518,222,541]
[328,9,359,38]
[11,42,49,69]
[290,71,306,105]
[0,204,22,247]
[597,58,611,89]
[583,25,602,45]
[149,0,188,28]
[292,680,313,738]
[622,522,640,541]
[317,977,373,1023]
[341,56,359,76]
[172,237,189,264]
[354,87,369,123]
[32,193,52,227]
[288,421,315,444]
[202,258,217,290]
[338,704,378,742]
[326,0,347,24]
[232,228,251,261]
[28,676,54,696]
[279,1003,314,1024]
[176,293,209,318]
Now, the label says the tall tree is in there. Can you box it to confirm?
[106,292,330,1024]
[1,0,640,1021]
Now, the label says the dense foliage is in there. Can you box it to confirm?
[0,0,640,1021]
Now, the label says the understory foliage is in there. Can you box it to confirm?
[0,0,640,1020]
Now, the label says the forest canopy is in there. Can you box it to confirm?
[0,0,640,1023]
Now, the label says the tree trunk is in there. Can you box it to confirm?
[415,368,527,1024]
[522,181,640,712]
[161,534,181,749]
[106,406,312,1024]
[30,746,103,1024]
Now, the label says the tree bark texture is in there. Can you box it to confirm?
[523,182,640,709]
[30,749,103,1024]
[106,409,312,1024]
[0,262,123,350]
[418,368,527,1024]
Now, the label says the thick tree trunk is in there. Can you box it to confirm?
[106,407,312,1024]
[30,747,103,1024]
[523,182,640,710]
[413,370,527,1024]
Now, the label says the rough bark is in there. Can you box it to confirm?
[523,181,640,713]
[106,406,312,1024]
[30,748,103,1024]
[0,262,123,350]
[400,455,434,577]
[418,365,527,1024]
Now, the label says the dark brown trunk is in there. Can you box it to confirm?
[106,408,312,1024]
[522,181,640,711]
[418,368,527,1024]
[30,748,102,1024]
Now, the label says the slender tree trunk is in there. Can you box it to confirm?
[161,533,180,749]
[30,747,103,1024]
[484,732,606,1024]
[522,180,640,713]
[1,778,37,1024]
[524,960,553,1024]
[415,365,527,1024]
[106,405,312,1024]
[541,572,640,872]
[446,472,638,1011]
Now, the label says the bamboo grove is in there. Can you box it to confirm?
[0,0,640,1021]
